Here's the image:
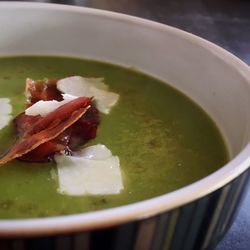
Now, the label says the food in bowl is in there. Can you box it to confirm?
[0,56,228,219]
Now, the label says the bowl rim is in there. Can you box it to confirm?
[0,1,250,237]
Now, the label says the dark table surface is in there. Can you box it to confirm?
[4,0,250,249]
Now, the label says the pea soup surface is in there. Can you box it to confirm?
[0,56,228,218]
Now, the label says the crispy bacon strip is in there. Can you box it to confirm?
[14,103,99,162]
[25,97,92,136]
[0,97,91,165]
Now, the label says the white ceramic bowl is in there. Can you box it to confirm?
[0,2,249,250]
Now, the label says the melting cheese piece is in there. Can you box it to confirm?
[25,94,76,117]
[57,76,119,114]
[55,144,123,196]
[0,98,12,130]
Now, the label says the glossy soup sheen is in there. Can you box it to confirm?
[0,56,228,218]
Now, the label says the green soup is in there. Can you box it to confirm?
[0,56,228,218]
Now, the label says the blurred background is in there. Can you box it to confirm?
[2,0,250,249]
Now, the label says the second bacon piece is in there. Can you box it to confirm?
[25,78,63,106]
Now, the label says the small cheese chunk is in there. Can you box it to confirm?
[55,144,123,196]
[74,144,112,160]
[0,98,12,130]
[25,94,76,117]
[57,76,119,114]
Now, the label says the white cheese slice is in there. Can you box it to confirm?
[25,94,77,117]
[57,76,119,114]
[55,144,123,196]
[0,98,12,130]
